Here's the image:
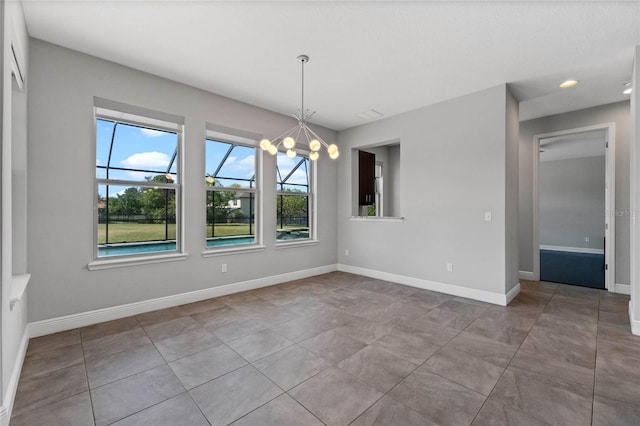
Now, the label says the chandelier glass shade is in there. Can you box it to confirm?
[260,55,339,161]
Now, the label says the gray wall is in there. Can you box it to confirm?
[27,39,338,322]
[519,102,630,284]
[388,144,401,217]
[337,84,518,297]
[540,156,606,249]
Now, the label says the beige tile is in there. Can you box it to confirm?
[289,367,383,426]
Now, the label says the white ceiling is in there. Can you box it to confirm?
[540,129,606,162]
[20,1,640,131]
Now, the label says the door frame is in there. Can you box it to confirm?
[533,123,616,291]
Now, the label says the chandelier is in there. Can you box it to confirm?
[260,55,339,161]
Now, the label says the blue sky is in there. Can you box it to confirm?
[96,119,177,183]
[97,119,309,196]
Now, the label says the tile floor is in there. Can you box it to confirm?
[10,272,640,425]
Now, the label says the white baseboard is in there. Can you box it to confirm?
[29,264,337,338]
[519,270,534,281]
[337,264,516,306]
[506,283,521,304]
[614,283,631,295]
[0,326,30,425]
[629,301,640,336]
[539,245,604,254]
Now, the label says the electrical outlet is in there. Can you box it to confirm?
[446,263,453,272]
[345,249,350,256]
[585,236,590,243]
[221,263,227,273]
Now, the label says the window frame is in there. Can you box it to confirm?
[202,126,264,257]
[90,101,185,267]
[275,149,317,246]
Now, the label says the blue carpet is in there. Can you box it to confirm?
[540,249,605,289]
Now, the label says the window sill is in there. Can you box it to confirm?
[201,244,266,258]
[349,216,404,223]
[10,274,31,310]
[275,239,320,249]
[88,252,188,271]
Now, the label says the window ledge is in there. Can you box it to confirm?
[349,216,404,223]
[10,274,31,310]
[202,245,266,258]
[275,239,320,249]
[88,252,188,271]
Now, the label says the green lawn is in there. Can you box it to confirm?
[99,222,307,243]
[99,223,176,244]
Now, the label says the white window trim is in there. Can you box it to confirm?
[203,126,263,254]
[91,100,185,265]
[275,150,316,246]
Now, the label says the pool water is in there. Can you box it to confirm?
[98,236,257,256]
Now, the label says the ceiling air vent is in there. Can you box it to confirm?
[356,110,384,121]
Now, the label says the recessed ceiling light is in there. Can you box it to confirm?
[559,80,579,88]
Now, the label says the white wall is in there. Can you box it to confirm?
[27,39,338,322]
[1,0,29,422]
[519,102,631,283]
[540,156,606,250]
[631,46,639,334]
[337,84,519,302]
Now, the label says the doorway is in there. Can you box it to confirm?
[533,124,615,290]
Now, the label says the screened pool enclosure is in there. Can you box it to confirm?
[96,118,311,257]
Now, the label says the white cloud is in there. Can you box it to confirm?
[140,128,166,138]
[121,151,170,169]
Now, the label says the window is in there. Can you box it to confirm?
[205,139,257,248]
[353,142,401,218]
[95,102,182,258]
[276,152,312,241]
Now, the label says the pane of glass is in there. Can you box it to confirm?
[276,153,309,192]
[206,190,256,247]
[98,184,177,257]
[205,140,256,188]
[96,120,178,183]
[276,194,309,241]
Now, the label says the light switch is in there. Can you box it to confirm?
[484,211,492,222]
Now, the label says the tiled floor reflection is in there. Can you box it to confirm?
[11,273,639,425]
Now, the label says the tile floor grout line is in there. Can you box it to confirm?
[468,282,558,426]
[590,294,602,426]
[79,330,99,426]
